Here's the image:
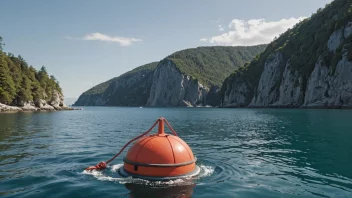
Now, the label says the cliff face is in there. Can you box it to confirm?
[304,27,352,108]
[147,60,208,107]
[74,46,266,107]
[222,0,352,109]
[103,65,155,106]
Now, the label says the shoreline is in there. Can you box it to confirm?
[70,105,352,110]
[0,103,82,113]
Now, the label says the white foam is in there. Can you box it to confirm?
[82,169,124,182]
[111,164,123,172]
[198,165,215,177]
[82,164,214,185]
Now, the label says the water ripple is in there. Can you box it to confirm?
[1,108,352,197]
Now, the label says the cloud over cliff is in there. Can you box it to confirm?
[201,17,306,46]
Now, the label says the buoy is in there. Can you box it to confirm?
[85,117,200,180]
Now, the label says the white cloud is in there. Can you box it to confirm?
[200,38,209,42]
[201,17,306,46]
[65,33,142,46]
[218,25,224,32]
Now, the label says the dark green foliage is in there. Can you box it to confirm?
[0,52,16,104]
[0,37,62,105]
[222,0,352,103]
[0,37,3,50]
[330,34,352,74]
[167,45,267,87]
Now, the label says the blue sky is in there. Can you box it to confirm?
[0,0,332,99]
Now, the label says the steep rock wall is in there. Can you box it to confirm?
[250,52,283,107]
[147,60,208,107]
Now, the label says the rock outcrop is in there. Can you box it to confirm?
[249,52,284,107]
[0,90,73,112]
[0,103,22,112]
[304,45,352,108]
[221,0,352,109]
[274,61,305,107]
[147,59,208,107]
[222,77,252,107]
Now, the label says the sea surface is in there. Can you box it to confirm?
[1,107,352,198]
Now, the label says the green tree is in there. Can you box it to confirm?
[0,36,3,50]
[0,52,16,104]
[6,56,22,96]
[31,81,43,101]
[18,75,33,102]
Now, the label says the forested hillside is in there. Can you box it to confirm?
[167,45,267,87]
[0,37,67,111]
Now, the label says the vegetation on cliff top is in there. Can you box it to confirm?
[82,62,159,96]
[167,45,267,87]
[0,37,62,105]
[222,0,352,101]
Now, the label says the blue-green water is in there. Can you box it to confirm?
[1,108,352,198]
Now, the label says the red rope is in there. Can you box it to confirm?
[164,119,178,136]
[85,118,179,171]
[85,120,159,171]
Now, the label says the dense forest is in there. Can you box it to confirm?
[0,37,62,106]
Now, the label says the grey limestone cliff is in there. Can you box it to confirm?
[147,60,208,107]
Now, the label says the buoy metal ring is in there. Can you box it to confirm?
[118,165,201,181]
[123,157,197,167]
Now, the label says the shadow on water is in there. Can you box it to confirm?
[124,183,195,198]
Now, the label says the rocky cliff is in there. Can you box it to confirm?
[74,45,267,107]
[222,0,352,109]
[146,59,208,107]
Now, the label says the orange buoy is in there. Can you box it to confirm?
[118,117,200,180]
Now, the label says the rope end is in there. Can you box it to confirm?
[85,161,107,171]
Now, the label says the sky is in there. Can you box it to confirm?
[0,0,332,99]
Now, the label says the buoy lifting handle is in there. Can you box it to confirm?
[157,117,178,136]
[158,117,165,134]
